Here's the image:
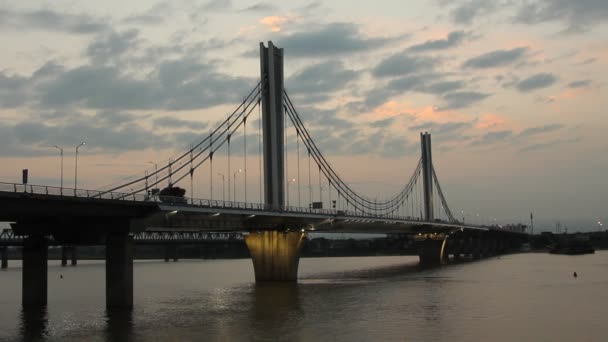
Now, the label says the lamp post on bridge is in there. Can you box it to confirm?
[460,210,465,224]
[217,173,225,203]
[233,169,242,202]
[52,145,64,189]
[148,161,158,189]
[287,178,296,208]
[74,142,86,192]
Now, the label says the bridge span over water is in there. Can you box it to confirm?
[0,42,527,309]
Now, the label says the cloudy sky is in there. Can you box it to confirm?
[0,0,606,230]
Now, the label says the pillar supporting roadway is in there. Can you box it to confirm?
[245,230,306,281]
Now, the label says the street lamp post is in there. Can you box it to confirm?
[287,178,296,207]
[217,173,225,203]
[148,161,158,189]
[74,142,86,192]
[233,169,242,202]
[52,145,64,189]
[461,210,465,224]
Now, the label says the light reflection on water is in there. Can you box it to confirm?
[2,253,608,341]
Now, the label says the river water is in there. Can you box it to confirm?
[1,252,606,341]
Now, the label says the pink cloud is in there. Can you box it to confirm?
[260,16,291,32]
[476,113,507,130]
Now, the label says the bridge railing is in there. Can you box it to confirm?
[1,182,521,230]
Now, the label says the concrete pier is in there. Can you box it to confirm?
[1,246,7,269]
[417,238,444,265]
[22,235,48,307]
[71,246,77,266]
[164,245,178,262]
[61,246,78,266]
[106,233,134,309]
[61,246,68,266]
[245,231,306,281]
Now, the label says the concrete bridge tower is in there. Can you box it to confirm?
[420,132,434,221]
[244,42,306,282]
[259,41,285,210]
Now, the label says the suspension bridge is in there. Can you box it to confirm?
[0,42,527,309]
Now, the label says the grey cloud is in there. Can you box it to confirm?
[276,23,399,58]
[519,124,563,137]
[0,72,29,108]
[514,0,608,33]
[407,31,468,52]
[347,73,467,114]
[441,91,490,109]
[436,0,497,25]
[0,114,173,157]
[516,73,557,92]
[370,117,395,128]
[241,2,277,11]
[0,8,108,34]
[204,0,232,10]
[292,106,354,131]
[471,130,512,146]
[94,110,139,125]
[520,136,582,152]
[154,117,208,130]
[462,47,528,69]
[409,120,473,143]
[372,53,437,78]
[426,80,465,94]
[123,2,172,25]
[568,80,591,88]
[35,57,256,111]
[410,121,472,134]
[287,60,359,96]
[86,30,140,65]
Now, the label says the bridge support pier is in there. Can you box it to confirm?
[164,245,178,262]
[71,246,77,266]
[22,235,48,307]
[472,237,482,260]
[1,246,7,269]
[61,246,68,266]
[245,231,306,281]
[417,238,444,265]
[106,233,133,309]
[62,246,78,266]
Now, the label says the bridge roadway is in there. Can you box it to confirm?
[0,182,527,310]
[0,181,518,235]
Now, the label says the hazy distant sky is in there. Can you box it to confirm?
[0,0,606,229]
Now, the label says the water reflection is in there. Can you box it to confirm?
[19,306,48,342]
[249,282,302,341]
[104,309,133,342]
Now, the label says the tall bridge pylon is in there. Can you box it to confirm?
[421,132,433,221]
[260,41,285,210]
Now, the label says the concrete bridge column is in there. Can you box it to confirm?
[417,238,444,265]
[62,246,78,266]
[472,237,482,260]
[164,245,178,262]
[451,238,462,260]
[1,246,8,269]
[245,231,306,281]
[71,246,77,266]
[23,235,48,307]
[61,246,68,266]
[106,232,134,309]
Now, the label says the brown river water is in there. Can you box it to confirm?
[1,252,607,341]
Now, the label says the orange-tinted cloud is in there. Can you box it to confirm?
[260,16,290,32]
[476,113,506,130]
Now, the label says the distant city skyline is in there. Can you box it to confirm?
[0,0,606,229]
